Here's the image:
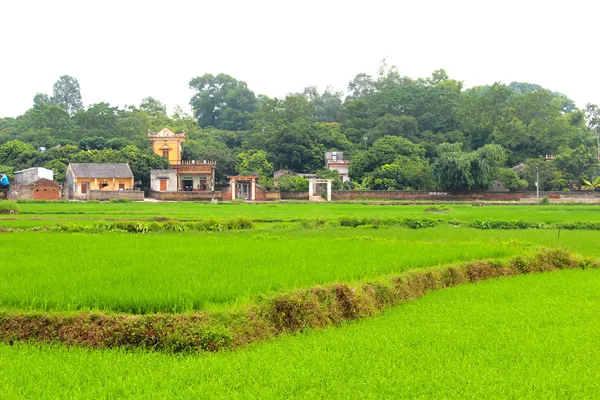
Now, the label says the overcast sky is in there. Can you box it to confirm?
[2,0,599,118]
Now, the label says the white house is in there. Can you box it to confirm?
[14,167,54,185]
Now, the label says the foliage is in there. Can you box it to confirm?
[235,150,273,177]
[433,143,507,191]
[51,75,84,116]
[0,68,598,195]
[315,168,343,190]
[496,168,528,191]
[582,177,600,191]
[0,201,19,214]
[189,73,258,131]
[276,174,309,192]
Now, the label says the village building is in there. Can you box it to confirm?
[148,128,216,192]
[325,151,350,182]
[14,167,54,185]
[65,163,134,199]
[6,167,61,200]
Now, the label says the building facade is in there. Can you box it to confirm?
[14,167,54,185]
[325,151,350,182]
[66,163,135,199]
[149,128,216,192]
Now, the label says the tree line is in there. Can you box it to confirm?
[1,65,599,191]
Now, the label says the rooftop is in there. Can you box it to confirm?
[68,163,134,178]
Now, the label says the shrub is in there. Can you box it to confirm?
[0,201,19,214]
[539,196,550,205]
[277,174,309,192]
[109,198,133,203]
[424,205,451,213]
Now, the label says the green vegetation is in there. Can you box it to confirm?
[2,67,600,191]
[3,269,600,398]
[0,200,18,214]
[0,228,520,313]
[2,203,600,397]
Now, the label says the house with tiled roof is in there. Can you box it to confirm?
[66,163,134,199]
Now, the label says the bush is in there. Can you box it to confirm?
[0,201,19,214]
[424,205,451,213]
[539,196,550,205]
[109,198,133,203]
[277,174,309,192]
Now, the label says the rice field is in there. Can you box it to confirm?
[0,228,523,313]
[3,202,600,397]
[5,202,600,224]
[2,269,600,398]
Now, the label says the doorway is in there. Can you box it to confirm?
[236,182,250,200]
[182,179,194,191]
[159,179,167,191]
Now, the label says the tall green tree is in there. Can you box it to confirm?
[189,73,258,131]
[51,75,83,115]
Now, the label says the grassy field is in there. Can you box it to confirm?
[5,202,600,224]
[2,269,600,398]
[0,228,523,313]
[3,202,600,397]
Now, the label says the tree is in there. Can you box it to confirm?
[250,96,324,172]
[582,177,600,191]
[315,167,343,190]
[0,140,36,166]
[496,168,528,191]
[139,97,167,117]
[44,159,68,182]
[298,86,343,122]
[276,173,309,191]
[189,73,258,131]
[363,156,432,190]
[366,114,419,145]
[552,145,600,186]
[235,150,273,177]
[51,75,83,115]
[33,93,53,109]
[432,143,507,191]
[349,136,426,180]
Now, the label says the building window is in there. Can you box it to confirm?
[162,150,169,159]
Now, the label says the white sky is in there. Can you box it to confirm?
[1,0,599,118]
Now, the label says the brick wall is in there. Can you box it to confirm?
[331,190,525,201]
[32,180,61,200]
[255,186,280,201]
[89,190,144,201]
[331,190,600,202]
[150,191,221,201]
[7,185,34,200]
[280,191,309,200]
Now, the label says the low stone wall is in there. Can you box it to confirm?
[7,185,34,200]
[89,190,144,201]
[331,190,600,202]
[258,191,281,201]
[331,190,525,201]
[150,186,280,201]
[150,191,220,201]
[280,191,309,200]
[522,191,600,199]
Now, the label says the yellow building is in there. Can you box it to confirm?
[148,128,185,164]
[66,163,135,199]
[148,127,217,192]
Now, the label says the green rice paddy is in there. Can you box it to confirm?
[2,202,600,397]
[2,269,600,398]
